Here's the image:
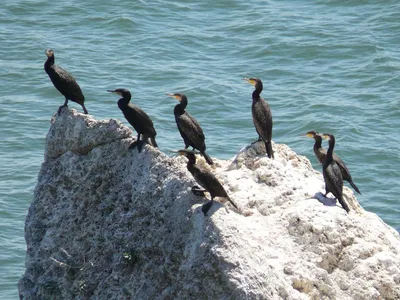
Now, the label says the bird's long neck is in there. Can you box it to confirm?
[325,136,335,165]
[314,136,322,152]
[252,81,263,100]
[252,89,261,102]
[174,98,187,115]
[186,153,196,166]
[118,95,131,110]
[44,56,54,72]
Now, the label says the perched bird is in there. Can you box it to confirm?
[44,49,88,115]
[108,88,157,152]
[167,93,213,165]
[305,131,361,194]
[244,77,274,159]
[178,149,237,216]
[321,133,350,213]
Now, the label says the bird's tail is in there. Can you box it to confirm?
[227,195,238,209]
[349,180,361,195]
[201,151,214,165]
[265,141,274,159]
[338,196,350,213]
[81,103,88,114]
[150,137,158,148]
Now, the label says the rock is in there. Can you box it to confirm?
[45,110,132,159]
[19,108,400,299]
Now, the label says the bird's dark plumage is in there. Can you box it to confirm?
[322,133,350,213]
[108,88,157,152]
[168,93,213,165]
[305,131,361,194]
[178,149,237,216]
[244,77,274,159]
[44,49,88,115]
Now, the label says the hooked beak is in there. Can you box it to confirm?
[166,93,180,101]
[243,77,255,85]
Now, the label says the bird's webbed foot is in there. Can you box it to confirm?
[129,140,145,152]
[191,186,206,197]
[201,199,214,216]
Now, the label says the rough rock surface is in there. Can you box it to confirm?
[19,109,400,299]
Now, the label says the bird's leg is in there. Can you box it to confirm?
[136,141,144,153]
[129,134,142,151]
[136,134,146,153]
[323,187,331,198]
[191,186,206,197]
[251,136,263,144]
[323,185,327,197]
[129,140,144,153]
[201,198,214,216]
[57,98,69,115]
[129,141,138,150]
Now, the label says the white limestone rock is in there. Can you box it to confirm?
[19,108,400,299]
[45,110,132,159]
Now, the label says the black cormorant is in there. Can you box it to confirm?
[305,131,361,194]
[108,88,157,152]
[321,133,350,213]
[167,93,213,165]
[244,77,274,159]
[44,49,88,115]
[178,149,237,216]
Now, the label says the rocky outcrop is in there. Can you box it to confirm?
[19,109,400,299]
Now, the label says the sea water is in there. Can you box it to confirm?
[1,1,399,298]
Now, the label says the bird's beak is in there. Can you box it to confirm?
[176,150,186,156]
[107,90,121,96]
[167,149,182,154]
[321,134,329,140]
[166,93,180,101]
[243,77,255,86]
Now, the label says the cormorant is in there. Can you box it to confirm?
[244,77,274,159]
[321,133,350,213]
[167,93,213,165]
[178,149,237,216]
[108,88,157,152]
[44,49,88,115]
[305,131,361,194]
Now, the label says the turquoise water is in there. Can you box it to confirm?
[1,0,400,297]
